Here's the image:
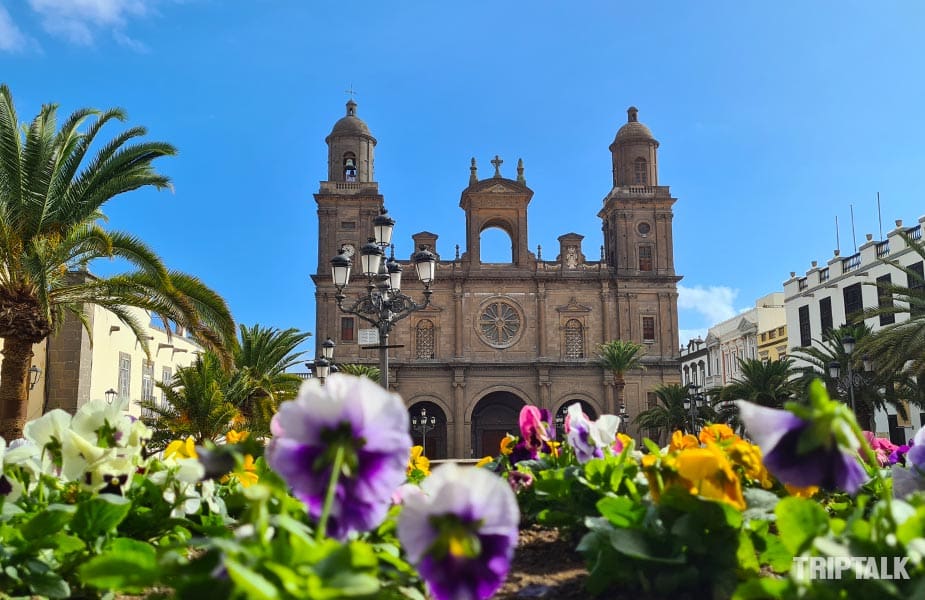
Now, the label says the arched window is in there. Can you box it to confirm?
[479,226,514,263]
[343,152,357,182]
[634,157,648,185]
[565,319,584,359]
[416,319,435,359]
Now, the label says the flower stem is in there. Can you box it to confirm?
[316,444,345,542]
[846,418,894,516]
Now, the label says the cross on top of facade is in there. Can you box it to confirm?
[491,155,503,178]
[345,85,357,99]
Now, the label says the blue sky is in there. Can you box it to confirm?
[3,1,925,354]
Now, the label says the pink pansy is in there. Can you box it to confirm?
[862,431,899,467]
[518,406,554,458]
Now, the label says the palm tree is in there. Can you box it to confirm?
[791,324,897,430]
[141,353,243,449]
[336,363,381,383]
[0,85,235,439]
[860,233,925,380]
[233,324,311,435]
[634,383,705,443]
[597,339,645,414]
[713,357,799,429]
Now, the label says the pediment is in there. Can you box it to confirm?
[556,297,593,313]
[704,332,719,345]
[737,318,758,333]
[467,177,531,195]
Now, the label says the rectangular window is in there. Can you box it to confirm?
[819,296,833,333]
[798,305,811,347]
[340,221,356,230]
[843,283,863,323]
[141,361,154,418]
[910,261,924,318]
[341,317,355,342]
[118,352,131,404]
[642,316,655,342]
[638,245,653,272]
[161,367,172,408]
[876,274,895,326]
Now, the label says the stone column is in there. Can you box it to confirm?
[454,283,464,358]
[536,282,547,357]
[453,368,466,458]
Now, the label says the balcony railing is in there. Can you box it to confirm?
[908,225,923,241]
[798,278,808,291]
[876,241,890,258]
[842,253,861,273]
[819,268,829,283]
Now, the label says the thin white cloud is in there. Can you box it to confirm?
[678,284,740,324]
[679,328,708,344]
[112,29,148,53]
[0,4,29,52]
[27,0,149,46]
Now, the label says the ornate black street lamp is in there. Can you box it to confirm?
[685,384,705,435]
[411,406,437,457]
[305,337,337,385]
[827,335,872,422]
[330,208,437,389]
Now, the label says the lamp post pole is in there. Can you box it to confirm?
[688,384,702,436]
[330,208,437,390]
[827,335,872,426]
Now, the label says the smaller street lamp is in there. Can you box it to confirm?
[685,384,705,435]
[28,365,41,390]
[306,338,337,385]
[618,404,629,434]
[411,406,437,457]
[105,388,118,405]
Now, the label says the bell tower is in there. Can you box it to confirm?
[313,100,384,351]
[599,106,676,277]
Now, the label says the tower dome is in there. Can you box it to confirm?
[327,99,374,140]
[325,99,377,183]
[609,106,659,187]
[613,106,657,144]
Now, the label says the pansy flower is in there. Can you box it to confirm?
[892,425,925,498]
[518,406,554,457]
[398,463,519,600]
[737,380,867,493]
[408,445,431,476]
[266,374,412,540]
[565,403,620,463]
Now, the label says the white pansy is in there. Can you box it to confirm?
[23,409,72,452]
[71,399,132,446]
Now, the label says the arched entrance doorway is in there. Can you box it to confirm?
[471,391,526,457]
[554,400,598,440]
[408,401,447,460]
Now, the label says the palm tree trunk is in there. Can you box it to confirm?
[0,336,34,440]
[615,376,625,416]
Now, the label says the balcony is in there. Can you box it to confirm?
[842,253,861,273]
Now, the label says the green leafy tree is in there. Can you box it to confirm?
[860,232,925,380]
[713,357,799,430]
[0,85,235,439]
[233,324,311,434]
[634,383,709,443]
[141,352,243,449]
[597,340,645,414]
[335,363,381,383]
[791,324,899,430]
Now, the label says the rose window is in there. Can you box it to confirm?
[479,300,521,347]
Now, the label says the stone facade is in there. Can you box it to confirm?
[312,102,682,458]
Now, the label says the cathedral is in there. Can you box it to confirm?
[312,100,681,459]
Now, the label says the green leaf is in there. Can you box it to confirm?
[224,557,279,600]
[596,496,645,528]
[78,538,158,591]
[27,571,71,599]
[775,497,829,555]
[742,487,779,521]
[736,529,760,574]
[732,577,790,599]
[22,504,75,540]
[71,494,132,541]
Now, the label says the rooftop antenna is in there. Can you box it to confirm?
[850,204,857,253]
[835,215,841,255]
[877,192,883,240]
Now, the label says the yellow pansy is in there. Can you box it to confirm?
[164,436,198,460]
[669,430,700,452]
[221,454,259,487]
[475,455,494,468]
[547,440,561,458]
[226,430,250,444]
[785,484,819,498]
[699,424,737,445]
[614,433,633,453]
[407,445,431,476]
[674,445,746,511]
[500,435,516,456]
[727,440,773,489]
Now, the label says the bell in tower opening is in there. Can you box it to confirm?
[344,153,357,182]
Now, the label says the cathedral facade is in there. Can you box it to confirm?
[312,100,681,459]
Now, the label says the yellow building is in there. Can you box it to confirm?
[757,324,788,362]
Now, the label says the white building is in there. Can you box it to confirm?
[680,337,708,388]
[20,303,203,422]
[783,215,925,441]
[702,292,787,390]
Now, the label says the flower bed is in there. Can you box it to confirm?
[1,375,923,599]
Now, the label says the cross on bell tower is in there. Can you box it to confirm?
[491,155,503,178]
